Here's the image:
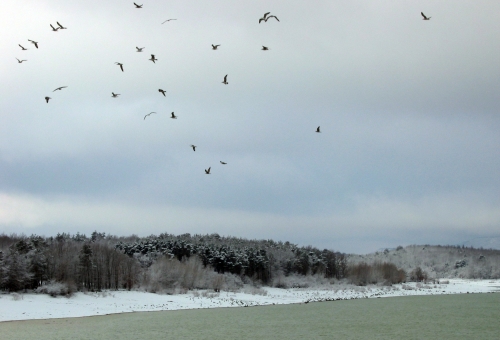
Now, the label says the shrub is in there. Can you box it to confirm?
[348,262,405,286]
[409,267,428,282]
[35,281,75,297]
[11,293,23,301]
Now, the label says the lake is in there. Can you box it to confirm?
[1,293,498,339]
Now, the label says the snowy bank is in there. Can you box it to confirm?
[1,279,499,322]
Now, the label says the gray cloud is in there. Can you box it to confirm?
[1,0,499,253]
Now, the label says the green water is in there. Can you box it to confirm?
[1,293,499,339]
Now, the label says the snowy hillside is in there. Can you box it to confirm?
[348,245,500,279]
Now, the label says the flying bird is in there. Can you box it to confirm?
[205,167,211,174]
[316,126,321,133]
[144,112,156,120]
[134,3,143,8]
[18,44,28,50]
[262,46,269,50]
[136,47,145,52]
[53,86,67,91]
[50,24,60,32]
[111,92,120,98]
[115,62,124,72]
[222,74,228,85]
[220,161,227,165]
[259,12,270,23]
[212,44,220,50]
[190,145,196,151]
[170,112,177,119]
[57,22,67,29]
[158,89,166,96]
[266,15,279,22]
[162,19,177,24]
[28,39,38,49]
[149,54,157,63]
[16,58,27,63]
[45,96,51,103]
[421,12,431,20]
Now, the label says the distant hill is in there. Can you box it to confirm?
[348,244,500,279]
[462,236,500,250]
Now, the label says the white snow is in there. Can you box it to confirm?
[1,279,499,322]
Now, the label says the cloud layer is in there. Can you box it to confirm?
[1,0,499,253]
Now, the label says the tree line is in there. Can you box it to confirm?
[0,232,349,293]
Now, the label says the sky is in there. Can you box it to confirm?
[1,0,499,254]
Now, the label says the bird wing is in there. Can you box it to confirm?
[263,12,270,19]
[421,12,427,19]
[224,75,227,81]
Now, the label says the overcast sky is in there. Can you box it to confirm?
[1,0,499,253]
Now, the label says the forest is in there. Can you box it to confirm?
[0,231,347,293]
[1,232,498,294]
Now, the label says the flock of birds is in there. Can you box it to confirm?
[14,4,433,175]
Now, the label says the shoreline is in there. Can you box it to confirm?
[1,279,499,323]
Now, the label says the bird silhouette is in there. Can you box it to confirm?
[134,3,143,8]
[149,54,157,63]
[421,12,431,20]
[205,167,211,174]
[316,126,321,133]
[162,19,177,24]
[220,161,227,165]
[170,112,177,119]
[16,58,27,63]
[53,86,67,91]
[190,145,196,151]
[212,44,220,50]
[115,62,124,72]
[262,46,269,50]
[136,47,145,52]
[222,74,228,84]
[45,97,51,103]
[28,40,38,49]
[111,92,120,98]
[18,44,28,50]
[144,112,156,120]
[158,89,166,96]
[259,12,270,23]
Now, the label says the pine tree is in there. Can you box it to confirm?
[4,252,32,292]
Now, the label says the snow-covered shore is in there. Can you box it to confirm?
[1,279,499,322]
